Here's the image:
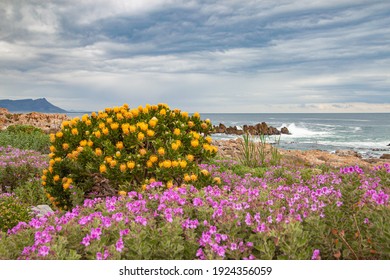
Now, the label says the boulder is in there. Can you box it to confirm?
[281,127,290,134]
[335,150,362,158]
[380,154,390,160]
[30,205,54,218]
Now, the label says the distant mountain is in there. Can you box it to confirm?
[0,98,68,113]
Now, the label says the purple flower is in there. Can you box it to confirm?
[38,246,50,257]
[81,234,91,247]
[311,249,321,260]
[116,238,124,252]
[196,248,205,260]
[135,216,147,226]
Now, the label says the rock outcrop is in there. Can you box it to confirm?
[213,122,290,136]
[0,108,69,133]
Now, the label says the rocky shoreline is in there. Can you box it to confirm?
[212,122,290,136]
[1,108,389,167]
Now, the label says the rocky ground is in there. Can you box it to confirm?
[214,138,389,169]
[0,108,68,133]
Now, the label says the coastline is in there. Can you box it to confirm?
[1,108,389,168]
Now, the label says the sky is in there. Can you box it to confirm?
[0,0,389,113]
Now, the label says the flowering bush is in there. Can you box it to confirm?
[0,193,31,232]
[1,163,388,260]
[42,104,217,210]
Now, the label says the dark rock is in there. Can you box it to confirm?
[281,127,290,134]
[213,122,287,136]
[380,154,390,160]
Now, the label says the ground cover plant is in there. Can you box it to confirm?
[0,104,389,260]
[0,161,388,260]
[0,146,48,193]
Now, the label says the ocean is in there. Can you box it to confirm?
[67,112,390,159]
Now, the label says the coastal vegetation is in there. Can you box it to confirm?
[0,104,389,260]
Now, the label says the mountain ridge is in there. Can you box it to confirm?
[0,98,67,113]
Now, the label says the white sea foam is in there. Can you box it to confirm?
[280,123,331,137]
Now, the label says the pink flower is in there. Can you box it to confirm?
[311,249,321,260]
[116,238,124,252]
[38,246,49,257]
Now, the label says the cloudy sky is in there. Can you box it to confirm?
[0,0,389,113]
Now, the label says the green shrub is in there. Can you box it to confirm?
[13,179,50,206]
[43,104,218,210]
[0,125,50,153]
[0,193,31,232]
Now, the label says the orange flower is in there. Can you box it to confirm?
[116,141,124,150]
[100,164,107,173]
[127,161,135,169]
[158,147,165,155]
[120,164,127,172]
[95,148,103,156]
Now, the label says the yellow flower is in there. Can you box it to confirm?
[173,128,181,136]
[201,169,209,176]
[79,140,87,147]
[138,132,145,141]
[116,151,121,158]
[88,140,94,147]
[139,148,147,156]
[213,177,221,184]
[172,160,179,167]
[118,190,127,196]
[50,145,56,152]
[186,154,194,162]
[201,122,208,130]
[160,108,166,116]
[171,142,179,150]
[147,129,155,137]
[205,136,212,143]
[151,105,158,110]
[184,174,191,182]
[49,159,55,166]
[82,114,89,122]
[205,119,211,124]
[146,160,153,168]
[99,122,105,129]
[62,120,70,127]
[166,180,173,189]
[110,122,119,130]
[110,160,117,168]
[106,117,113,124]
[148,117,158,128]
[193,112,200,118]
[120,164,127,172]
[63,183,70,190]
[95,148,102,156]
[42,181,46,186]
[180,160,187,168]
[71,128,78,135]
[102,128,109,135]
[116,141,124,150]
[191,139,199,147]
[149,155,158,163]
[181,111,188,118]
[50,133,56,143]
[158,147,165,155]
[188,121,194,128]
[127,161,135,169]
[163,160,172,168]
[116,113,124,120]
[77,146,83,153]
[142,107,149,114]
[94,130,101,138]
[53,175,60,182]
[129,125,136,132]
[131,109,139,117]
[41,175,47,181]
[91,112,97,118]
[105,156,113,163]
[190,174,198,181]
[49,153,55,158]
[56,131,63,138]
[55,157,61,162]
[137,122,148,131]
[43,169,48,175]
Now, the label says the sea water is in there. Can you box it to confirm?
[67,112,390,158]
